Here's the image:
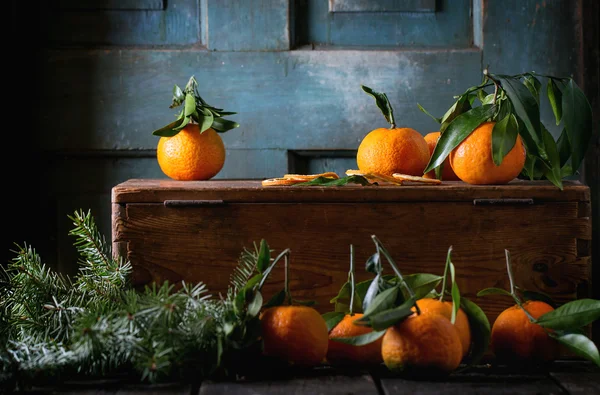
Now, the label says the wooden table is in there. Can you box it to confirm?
[20,361,600,394]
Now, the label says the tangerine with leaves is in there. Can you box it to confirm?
[152,75,239,181]
[491,300,558,363]
[382,312,463,375]
[413,298,471,358]
[327,313,383,366]
[423,132,460,181]
[357,86,429,177]
[260,305,329,366]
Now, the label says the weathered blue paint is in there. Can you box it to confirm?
[207,0,291,50]
[329,0,436,13]
[56,0,165,11]
[46,0,200,46]
[39,48,482,151]
[482,0,581,139]
[304,0,472,47]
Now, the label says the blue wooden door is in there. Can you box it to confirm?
[6,1,596,283]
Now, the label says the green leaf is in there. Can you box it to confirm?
[491,113,519,166]
[171,84,184,106]
[403,273,443,301]
[330,281,361,313]
[365,252,382,274]
[551,332,600,367]
[480,94,495,105]
[440,95,472,133]
[362,286,400,317]
[295,175,373,187]
[211,117,240,133]
[256,239,270,273]
[424,104,495,173]
[362,85,395,126]
[460,297,491,366]
[476,89,489,103]
[172,114,191,132]
[562,79,593,173]
[540,126,563,190]
[556,128,572,169]
[358,297,416,331]
[264,289,286,308]
[330,329,386,346]
[362,273,381,313]
[477,287,515,299]
[496,75,545,160]
[293,299,316,306]
[523,75,542,105]
[247,291,263,318]
[322,311,345,332]
[417,103,441,123]
[152,112,185,137]
[184,93,196,117]
[522,290,557,308]
[449,262,460,325]
[547,79,563,125]
[536,299,600,330]
[197,108,215,133]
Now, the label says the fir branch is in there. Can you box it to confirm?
[68,209,131,301]
[228,245,260,298]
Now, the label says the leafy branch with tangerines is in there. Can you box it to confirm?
[420,70,593,189]
[478,249,600,367]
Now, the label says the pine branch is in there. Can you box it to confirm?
[228,245,260,298]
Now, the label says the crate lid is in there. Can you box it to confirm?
[112,179,590,204]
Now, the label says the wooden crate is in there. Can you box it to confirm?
[111,179,591,324]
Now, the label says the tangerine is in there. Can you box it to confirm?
[423,132,461,181]
[357,127,430,177]
[156,123,225,181]
[381,312,463,375]
[413,298,471,358]
[327,313,383,366]
[449,122,526,185]
[490,300,558,363]
[260,305,329,366]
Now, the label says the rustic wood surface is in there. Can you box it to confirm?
[19,361,600,394]
[112,179,592,330]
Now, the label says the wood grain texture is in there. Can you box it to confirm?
[112,179,591,204]
[112,180,591,328]
[199,373,379,395]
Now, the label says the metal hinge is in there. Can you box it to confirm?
[473,198,534,206]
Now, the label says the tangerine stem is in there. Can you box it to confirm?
[349,244,355,315]
[258,248,291,290]
[284,254,292,305]
[439,246,453,302]
[371,235,421,315]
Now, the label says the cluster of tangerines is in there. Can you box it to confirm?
[258,252,558,376]
[152,77,525,185]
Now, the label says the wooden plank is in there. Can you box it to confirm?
[207,0,291,50]
[550,372,600,395]
[116,200,589,327]
[55,0,165,11]
[199,372,379,395]
[111,179,591,204]
[304,0,471,47]
[45,0,199,46]
[379,370,566,394]
[329,0,436,13]
[38,48,482,151]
